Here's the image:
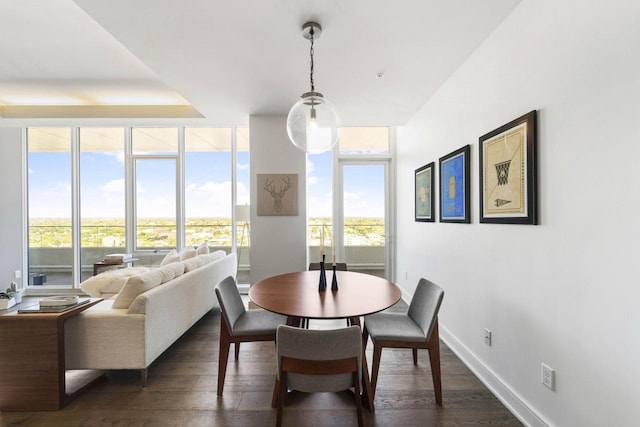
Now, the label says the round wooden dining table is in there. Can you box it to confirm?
[249,270,402,412]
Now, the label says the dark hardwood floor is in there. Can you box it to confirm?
[0,302,523,427]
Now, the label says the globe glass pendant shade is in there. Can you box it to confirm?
[287,92,340,154]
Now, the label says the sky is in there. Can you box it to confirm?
[28,149,384,219]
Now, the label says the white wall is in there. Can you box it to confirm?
[396,1,640,426]
[0,128,24,290]
[249,115,308,284]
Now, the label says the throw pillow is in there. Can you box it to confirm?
[160,249,180,266]
[196,242,210,255]
[80,267,150,297]
[112,269,164,309]
[179,246,197,260]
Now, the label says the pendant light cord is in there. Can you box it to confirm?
[309,28,315,92]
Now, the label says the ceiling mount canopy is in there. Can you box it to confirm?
[286,21,340,154]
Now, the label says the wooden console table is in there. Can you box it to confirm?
[93,258,138,276]
[0,298,103,411]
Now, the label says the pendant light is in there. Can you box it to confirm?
[286,22,340,154]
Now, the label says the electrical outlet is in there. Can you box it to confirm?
[14,270,21,279]
[541,363,555,391]
[483,328,492,346]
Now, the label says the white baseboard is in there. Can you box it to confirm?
[439,324,551,427]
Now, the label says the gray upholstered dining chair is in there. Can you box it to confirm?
[215,276,287,396]
[273,325,364,427]
[362,278,444,404]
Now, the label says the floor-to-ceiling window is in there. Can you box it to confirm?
[184,128,232,252]
[27,128,72,286]
[79,128,126,282]
[307,150,333,265]
[306,127,393,278]
[26,126,246,289]
[132,128,179,265]
[235,127,250,284]
[335,127,392,279]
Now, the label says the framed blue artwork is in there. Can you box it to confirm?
[439,145,470,223]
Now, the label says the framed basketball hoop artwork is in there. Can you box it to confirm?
[479,111,538,224]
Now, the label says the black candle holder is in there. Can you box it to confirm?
[318,255,327,291]
[331,264,339,291]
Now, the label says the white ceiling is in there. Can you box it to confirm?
[0,0,521,126]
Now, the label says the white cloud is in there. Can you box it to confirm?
[185,180,233,217]
[307,159,321,186]
[29,181,71,217]
[307,190,332,217]
[136,195,176,218]
[307,159,316,174]
[115,152,125,164]
[100,179,124,193]
[343,190,384,217]
[236,182,250,206]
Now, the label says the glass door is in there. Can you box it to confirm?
[336,161,390,279]
[133,158,177,260]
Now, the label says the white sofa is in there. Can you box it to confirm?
[64,251,236,386]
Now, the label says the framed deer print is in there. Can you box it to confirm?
[479,111,537,224]
[439,145,470,223]
[257,173,298,216]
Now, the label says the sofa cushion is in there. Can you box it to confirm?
[160,249,180,266]
[196,243,210,255]
[200,250,226,264]
[157,262,186,283]
[80,267,150,297]
[112,269,164,309]
[183,255,206,272]
[179,246,197,260]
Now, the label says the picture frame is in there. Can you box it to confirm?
[415,162,435,222]
[479,110,537,224]
[257,173,298,216]
[439,145,470,223]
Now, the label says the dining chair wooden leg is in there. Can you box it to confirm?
[362,325,370,350]
[355,319,375,412]
[276,372,287,427]
[370,343,383,400]
[271,377,279,408]
[428,321,443,405]
[353,371,364,427]
[412,348,418,365]
[217,322,231,396]
[234,342,240,360]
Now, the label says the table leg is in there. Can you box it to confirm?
[349,316,375,413]
[285,316,302,327]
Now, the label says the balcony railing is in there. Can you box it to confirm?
[27,220,386,286]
